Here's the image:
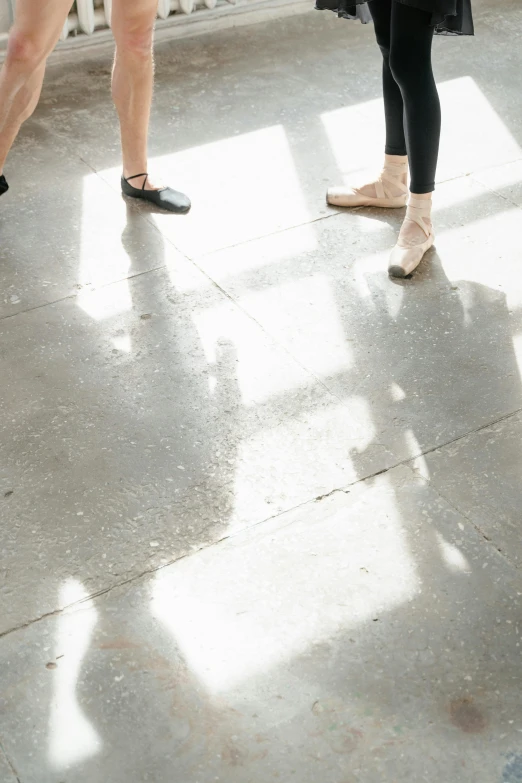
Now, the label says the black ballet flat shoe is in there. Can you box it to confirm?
[121,173,191,214]
[0,175,9,196]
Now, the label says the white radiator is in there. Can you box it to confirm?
[61,0,234,41]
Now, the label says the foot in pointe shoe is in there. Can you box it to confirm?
[327,158,409,209]
[388,196,435,278]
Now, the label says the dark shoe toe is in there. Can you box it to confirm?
[154,187,191,214]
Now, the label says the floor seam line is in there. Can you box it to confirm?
[182,264,348,405]
[0,738,21,783]
[425,480,519,570]
[438,155,522,186]
[0,264,171,324]
[184,210,341,261]
[469,173,522,210]
[406,406,522,463]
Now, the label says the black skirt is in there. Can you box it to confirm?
[315,0,474,35]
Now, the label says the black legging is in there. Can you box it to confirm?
[369,0,441,194]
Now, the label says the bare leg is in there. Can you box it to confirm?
[111,0,160,190]
[0,0,73,175]
[111,0,190,212]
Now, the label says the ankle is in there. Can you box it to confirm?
[385,153,408,166]
[410,191,433,201]
[409,194,432,209]
[384,157,408,176]
[383,156,408,188]
[123,165,148,181]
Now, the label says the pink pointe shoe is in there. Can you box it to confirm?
[327,159,409,209]
[388,197,435,278]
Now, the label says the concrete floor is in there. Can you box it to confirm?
[1,0,522,780]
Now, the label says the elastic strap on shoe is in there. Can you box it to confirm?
[124,173,149,190]
[404,196,432,239]
[377,161,409,200]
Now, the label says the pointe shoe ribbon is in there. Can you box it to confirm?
[388,197,435,278]
[327,160,409,209]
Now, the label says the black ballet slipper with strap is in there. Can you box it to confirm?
[0,175,9,196]
[121,173,191,214]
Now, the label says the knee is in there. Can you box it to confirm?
[389,47,429,91]
[375,33,391,61]
[114,24,154,61]
[373,19,391,61]
[6,29,46,72]
[388,49,413,89]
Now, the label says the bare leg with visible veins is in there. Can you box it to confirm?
[0,0,73,195]
[1,0,191,213]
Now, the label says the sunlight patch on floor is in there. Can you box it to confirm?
[237,274,354,377]
[191,298,322,405]
[151,471,419,695]
[48,580,101,769]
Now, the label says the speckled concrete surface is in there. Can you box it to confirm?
[1,0,522,780]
